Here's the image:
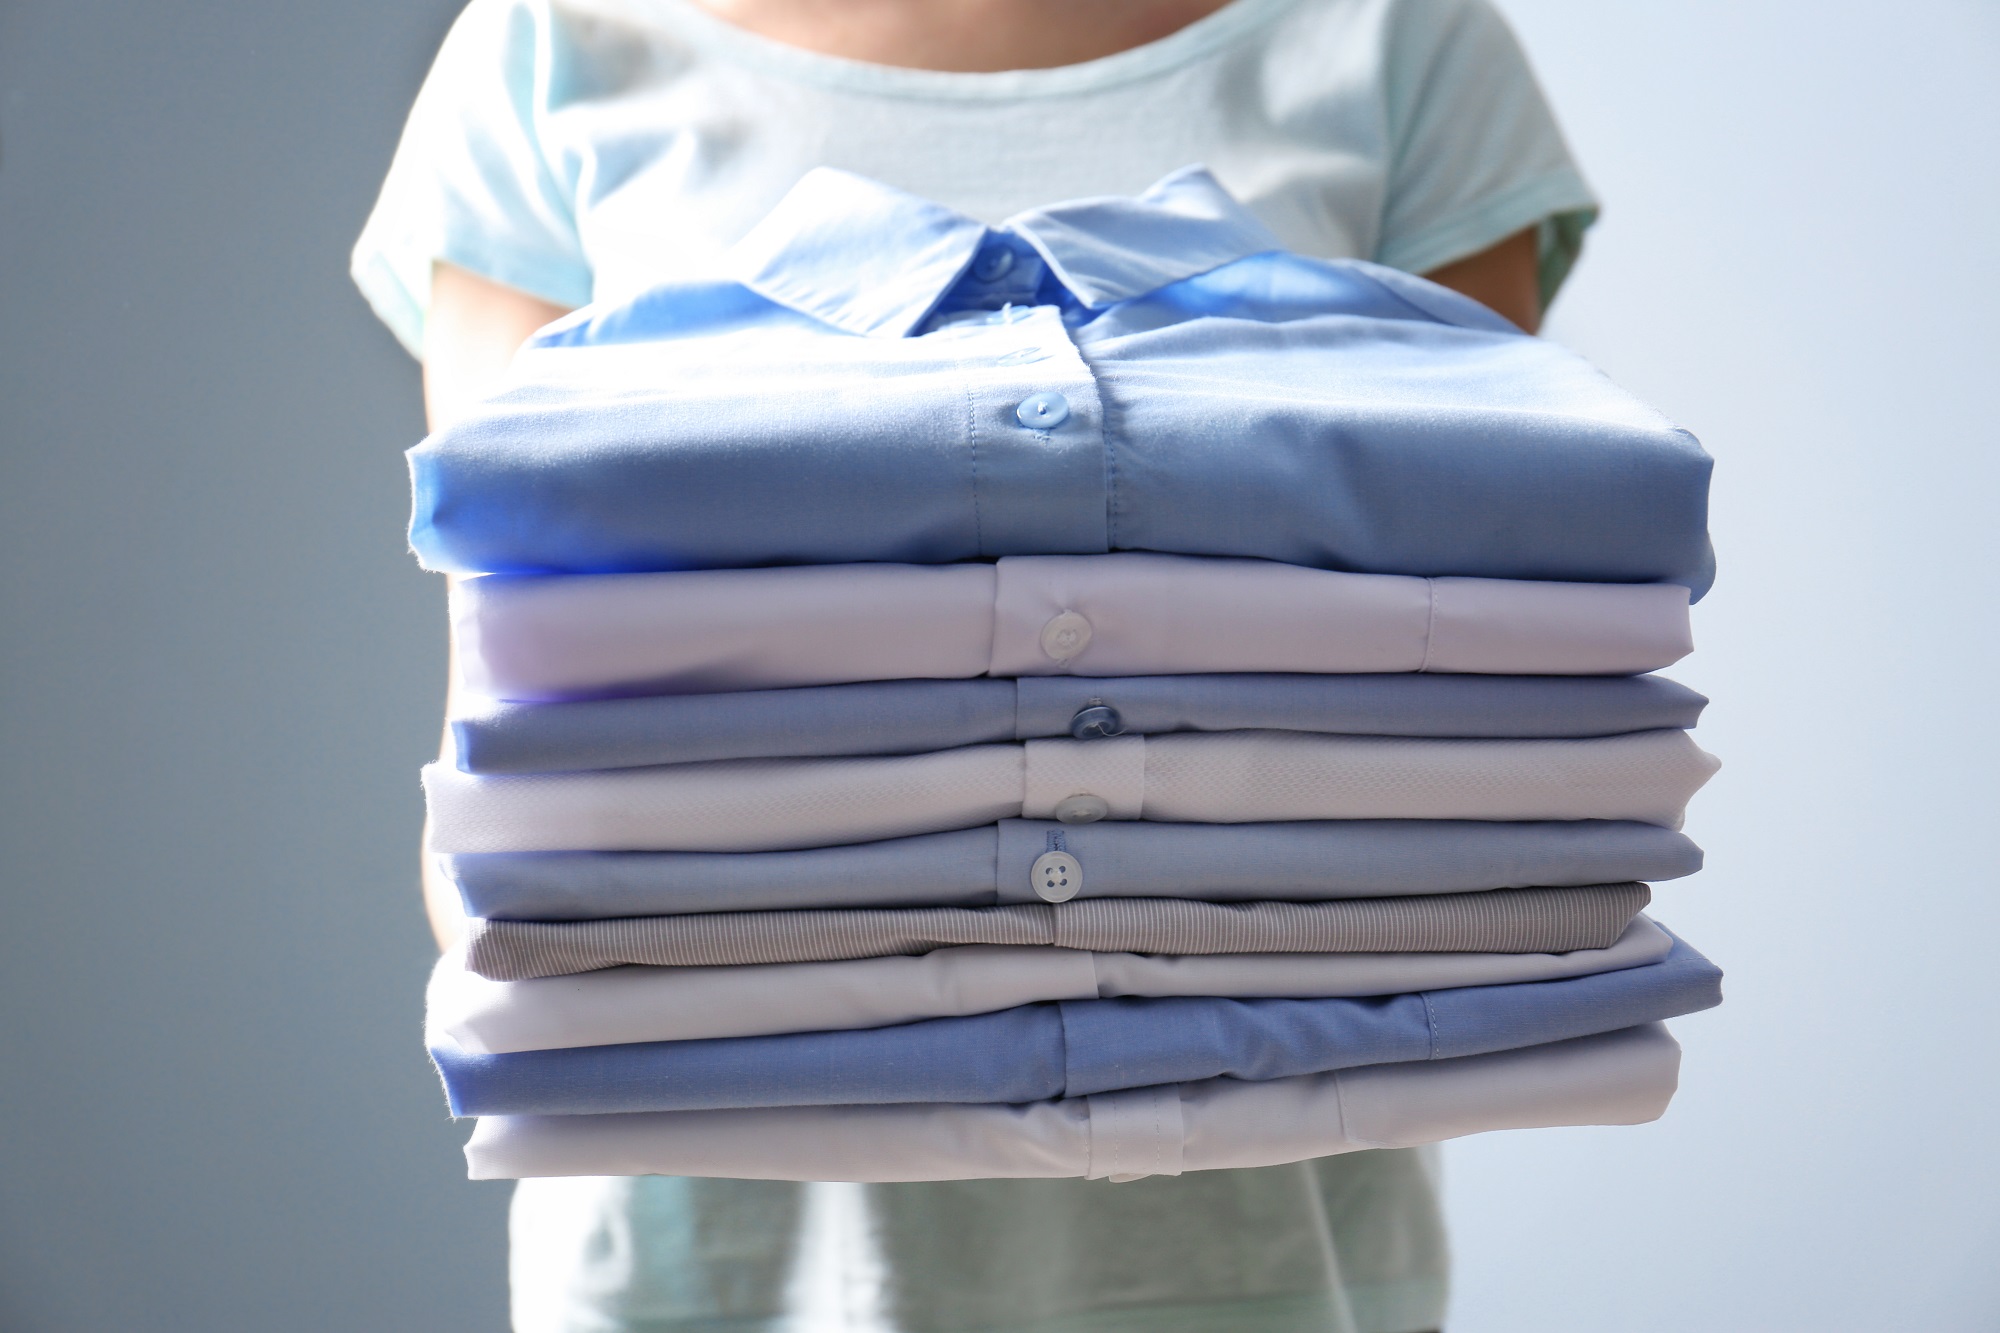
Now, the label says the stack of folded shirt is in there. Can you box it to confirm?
[416,167,1725,1184]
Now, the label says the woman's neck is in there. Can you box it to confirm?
[688,0,1240,72]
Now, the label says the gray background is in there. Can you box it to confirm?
[0,0,509,1328]
[0,1,1994,1330]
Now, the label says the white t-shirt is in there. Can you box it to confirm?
[354,0,1597,356]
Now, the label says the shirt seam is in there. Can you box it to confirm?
[956,351,986,556]
[1418,578,1437,672]
[1150,1086,1167,1178]
[1058,1000,1077,1098]
[1091,354,1123,552]
[986,821,1004,899]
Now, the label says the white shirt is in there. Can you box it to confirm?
[431,917,1674,1052]
[455,554,1693,701]
[423,728,1720,852]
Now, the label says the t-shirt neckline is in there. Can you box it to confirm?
[635,0,1301,100]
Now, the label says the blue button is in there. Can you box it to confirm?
[1071,705,1124,739]
[1016,392,1070,429]
[972,247,1016,282]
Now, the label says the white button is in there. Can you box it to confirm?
[1040,610,1092,663]
[1054,793,1109,824]
[1030,850,1082,902]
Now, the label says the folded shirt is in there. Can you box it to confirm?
[412,167,1712,593]
[454,554,1693,702]
[429,928,1721,1115]
[454,672,1709,774]
[463,1023,1683,1181]
[462,884,1648,981]
[433,916,1676,1053]
[447,819,1703,920]
[424,730,1721,854]
[464,880,1640,976]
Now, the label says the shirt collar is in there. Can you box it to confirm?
[725,166,1283,338]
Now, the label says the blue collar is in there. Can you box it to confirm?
[724,165,1283,337]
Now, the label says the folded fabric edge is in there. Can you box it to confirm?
[460,1022,1682,1180]
[428,914,1678,1054]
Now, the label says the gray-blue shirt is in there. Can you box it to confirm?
[448,817,1702,920]
[453,671,1707,774]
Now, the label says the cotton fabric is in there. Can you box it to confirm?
[508,1150,1452,1333]
[360,1,1631,1326]
[454,670,1707,773]
[390,161,1708,591]
[432,916,1674,1052]
[447,817,1702,919]
[409,219,1710,589]
[424,729,1720,853]
[467,1023,1679,1181]
[356,0,1597,356]
[455,554,1693,701]
[430,929,1720,1115]
[460,883,1648,979]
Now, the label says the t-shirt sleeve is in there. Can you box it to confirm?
[351,0,594,357]
[1374,0,1599,306]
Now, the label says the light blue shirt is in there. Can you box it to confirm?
[430,929,1721,1115]
[408,166,1713,591]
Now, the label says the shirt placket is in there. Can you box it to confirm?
[935,305,1109,557]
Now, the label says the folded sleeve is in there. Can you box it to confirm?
[350,0,595,357]
[1375,0,1599,304]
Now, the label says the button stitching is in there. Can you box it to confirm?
[1040,610,1092,664]
[1014,390,1070,430]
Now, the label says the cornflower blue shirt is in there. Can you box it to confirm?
[410,167,1714,593]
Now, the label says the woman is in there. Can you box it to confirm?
[355,2,1594,1328]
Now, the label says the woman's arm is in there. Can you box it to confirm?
[420,262,574,949]
[1421,226,1541,333]
[424,261,574,431]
